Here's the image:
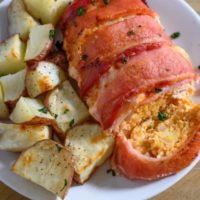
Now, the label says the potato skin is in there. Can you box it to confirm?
[111,132,200,180]
[26,41,53,67]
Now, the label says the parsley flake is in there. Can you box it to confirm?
[69,119,75,128]
[198,65,200,70]
[38,107,48,114]
[170,32,180,39]
[121,57,128,64]
[64,109,69,114]
[155,88,162,93]
[127,30,135,36]
[107,169,116,176]
[56,144,62,153]
[158,112,168,121]
[49,30,55,40]
[54,114,58,119]
[77,7,86,16]
[60,179,68,191]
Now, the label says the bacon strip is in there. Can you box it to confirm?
[80,42,164,97]
[88,46,195,129]
[69,15,171,72]
[62,0,156,47]
[111,132,200,180]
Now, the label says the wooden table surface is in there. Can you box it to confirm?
[1,0,200,200]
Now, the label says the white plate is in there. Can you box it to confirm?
[0,0,200,200]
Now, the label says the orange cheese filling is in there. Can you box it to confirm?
[118,94,200,158]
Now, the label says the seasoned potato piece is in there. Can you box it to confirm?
[12,140,74,199]
[0,69,26,103]
[8,0,39,40]
[0,34,26,75]
[0,85,9,119]
[24,0,71,25]
[25,24,54,65]
[10,97,54,124]
[65,124,114,183]
[26,61,66,98]
[45,80,89,140]
[0,123,51,152]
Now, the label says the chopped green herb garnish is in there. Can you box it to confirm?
[55,41,63,51]
[64,109,69,114]
[60,179,68,191]
[121,57,128,64]
[49,30,56,40]
[155,88,162,93]
[107,169,116,176]
[127,30,135,36]
[158,111,168,121]
[103,0,110,5]
[198,65,200,70]
[82,54,88,61]
[56,144,62,153]
[77,7,86,16]
[170,32,180,39]
[54,114,58,119]
[38,107,48,114]
[69,119,75,128]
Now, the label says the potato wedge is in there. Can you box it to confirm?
[25,24,54,65]
[0,123,51,152]
[0,69,26,104]
[26,61,66,98]
[45,80,89,140]
[0,34,26,75]
[65,124,114,183]
[12,140,74,199]
[10,97,54,124]
[8,0,39,41]
[23,0,71,25]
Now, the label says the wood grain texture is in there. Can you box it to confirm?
[0,0,200,200]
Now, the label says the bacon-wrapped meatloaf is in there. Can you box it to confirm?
[61,0,200,180]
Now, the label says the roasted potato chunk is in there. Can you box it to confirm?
[8,0,39,40]
[65,123,114,183]
[10,97,54,124]
[26,61,66,98]
[0,123,51,152]
[0,69,26,104]
[45,80,89,140]
[25,24,54,65]
[12,140,74,199]
[0,34,26,75]
[23,0,71,25]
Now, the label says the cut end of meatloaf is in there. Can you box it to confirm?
[117,93,200,159]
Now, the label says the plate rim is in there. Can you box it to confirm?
[0,0,200,200]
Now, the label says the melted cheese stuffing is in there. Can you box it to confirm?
[118,95,200,158]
